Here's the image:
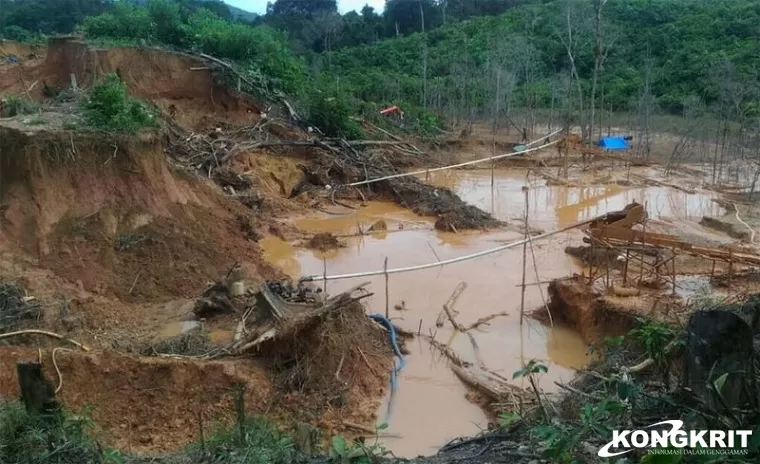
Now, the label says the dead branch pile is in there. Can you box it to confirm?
[306,144,503,232]
[0,282,41,332]
[164,97,500,231]
[148,328,214,357]
[248,285,392,408]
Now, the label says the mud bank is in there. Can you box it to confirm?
[0,126,280,301]
[544,276,639,344]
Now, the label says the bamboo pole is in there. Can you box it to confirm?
[520,186,529,325]
[671,246,677,296]
[301,216,596,282]
[345,138,560,188]
[322,257,327,294]
[384,257,389,319]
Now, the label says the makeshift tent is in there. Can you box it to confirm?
[380,105,404,118]
[598,136,629,150]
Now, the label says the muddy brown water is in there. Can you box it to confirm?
[261,168,724,457]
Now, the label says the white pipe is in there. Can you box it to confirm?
[300,217,593,282]
[344,138,559,188]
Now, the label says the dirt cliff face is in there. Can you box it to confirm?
[1,38,261,131]
[0,126,279,302]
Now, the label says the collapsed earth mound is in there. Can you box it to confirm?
[0,125,278,302]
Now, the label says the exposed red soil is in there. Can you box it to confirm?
[0,38,398,456]
[544,275,638,344]
[0,38,259,131]
[0,127,280,303]
[0,347,272,452]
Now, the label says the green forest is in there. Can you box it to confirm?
[2,0,760,136]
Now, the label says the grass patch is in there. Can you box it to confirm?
[192,417,296,464]
[0,400,101,464]
[1,95,38,117]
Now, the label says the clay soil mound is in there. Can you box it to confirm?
[307,232,341,251]
[544,275,637,344]
[0,126,278,302]
[306,157,503,232]
[0,38,260,131]
[0,347,272,453]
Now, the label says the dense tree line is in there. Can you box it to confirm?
[2,0,760,140]
[0,0,246,39]
[312,0,760,127]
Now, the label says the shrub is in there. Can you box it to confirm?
[0,25,34,42]
[82,73,156,133]
[189,416,296,464]
[307,93,364,140]
[79,2,155,41]
[0,95,38,117]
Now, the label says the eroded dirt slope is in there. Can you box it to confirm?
[0,38,258,131]
[0,126,280,303]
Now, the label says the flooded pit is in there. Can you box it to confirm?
[260,168,725,457]
[426,168,725,227]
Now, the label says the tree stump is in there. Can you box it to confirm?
[16,361,59,417]
[685,310,755,412]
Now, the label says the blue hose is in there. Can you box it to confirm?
[368,314,406,392]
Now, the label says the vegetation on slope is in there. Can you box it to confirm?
[4,0,759,140]
[317,0,760,119]
[82,73,157,133]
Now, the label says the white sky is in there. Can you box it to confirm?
[226,0,386,15]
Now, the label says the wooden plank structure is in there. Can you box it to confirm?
[586,203,760,267]
[579,201,760,290]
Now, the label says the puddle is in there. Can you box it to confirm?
[159,320,200,338]
[261,168,724,457]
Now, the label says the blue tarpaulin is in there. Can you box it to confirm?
[598,136,629,150]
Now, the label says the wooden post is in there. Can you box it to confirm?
[728,250,733,286]
[234,383,246,446]
[604,229,610,289]
[623,247,631,285]
[653,249,661,283]
[17,361,59,416]
[384,257,390,319]
[711,260,716,278]
[639,218,647,284]
[520,187,529,325]
[671,247,677,296]
[322,257,327,294]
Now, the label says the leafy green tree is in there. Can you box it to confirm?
[384,0,442,36]
[0,0,110,35]
[266,0,338,17]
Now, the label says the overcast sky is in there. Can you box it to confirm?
[225,0,386,15]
